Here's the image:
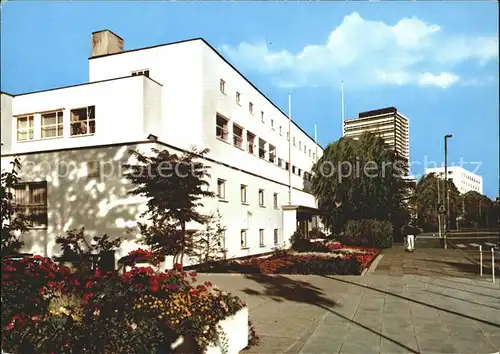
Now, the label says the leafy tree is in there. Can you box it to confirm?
[124,147,214,268]
[311,134,408,236]
[415,173,460,231]
[1,158,29,257]
[187,210,226,264]
[460,191,494,229]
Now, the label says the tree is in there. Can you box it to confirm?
[124,147,214,268]
[415,173,460,231]
[1,158,29,257]
[187,210,226,264]
[461,191,494,229]
[311,133,408,236]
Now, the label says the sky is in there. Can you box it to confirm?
[1,1,499,198]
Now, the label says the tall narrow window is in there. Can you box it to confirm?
[13,181,48,227]
[273,193,278,209]
[216,114,229,141]
[16,115,34,141]
[261,111,265,123]
[285,162,290,171]
[269,144,276,163]
[217,179,226,200]
[293,137,296,146]
[299,141,302,149]
[258,138,266,159]
[279,126,282,135]
[309,149,312,157]
[249,102,254,114]
[233,124,243,149]
[274,229,279,245]
[278,158,283,168]
[271,119,274,129]
[247,131,255,154]
[70,106,95,136]
[236,92,241,105]
[220,79,226,94]
[258,189,264,206]
[241,184,247,204]
[41,111,63,139]
[241,230,247,248]
[259,229,265,247]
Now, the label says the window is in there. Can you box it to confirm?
[292,166,297,174]
[299,141,302,149]
[13,181,48,227]
[278,158,283,168]
[269,144,276,163]
[220,79,226,94]
[236,92,241,105]
[132,69,150,77]
[16,115,34,141]
[287,132,290,141]
[247,131,255,154]
[304,144,307,153]
[87,161,100,179]
[298,169,302,176]
[261,111,265,123]
[241,184,247,204]
[249,102,254,114]
[217,179,226,199]
[271,119,274,129]
[313,152,316,160]
[70,106,95,136]
[218,230,226,252]
[279,126,282,135]
[273,193,278,209]
[258,189,264,206]
[309,149,311,157]
[41,111,63,139]
[241,230,247,248]
[233,124,243,149]
[259,229,265,247]
[293,137,296,146]
[258,138,266,159]
[216,114,229,141]
[304,172,309,181]
[274,229,279,245]
[285,162,290,170]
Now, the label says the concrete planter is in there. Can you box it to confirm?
[206,307,249,354]
[171,307,249,354]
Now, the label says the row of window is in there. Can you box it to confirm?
[16,106,96,142]
[240,228,280,248]
[216,114,314,180]
[219,79,316,158]
[217,179,281,208]
[12,181,281,248]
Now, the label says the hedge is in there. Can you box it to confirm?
[341,219,393,249]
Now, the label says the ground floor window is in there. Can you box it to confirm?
[13,181,48,227]
[259,229,265,246]
[274,229,279,245]
[241,230,247,248]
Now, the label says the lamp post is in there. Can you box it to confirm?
[443,134,453,249]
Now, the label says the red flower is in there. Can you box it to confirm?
[149,277,160,292]
[83,292,93,301]
[204,281,213,287]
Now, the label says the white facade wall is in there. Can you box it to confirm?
[425,166,483,195]
[1,36,324,265]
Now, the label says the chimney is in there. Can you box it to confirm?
[91,30,124,57]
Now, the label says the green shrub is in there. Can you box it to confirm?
[341,220,393,249]
[290,231,310,252]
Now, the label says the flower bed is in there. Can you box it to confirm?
[1,256,258,354]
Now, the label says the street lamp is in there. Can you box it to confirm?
[443,134,453,249]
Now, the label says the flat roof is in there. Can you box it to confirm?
[358,107,397,118]
[88,36,323,150]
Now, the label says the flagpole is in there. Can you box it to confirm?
[288,93,292,205]
[341,81,345,137]
[314,123,318,162]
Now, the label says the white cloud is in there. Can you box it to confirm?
[418,72,460,89]
[220,12,498,89]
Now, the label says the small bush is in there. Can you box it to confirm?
[341,220,393,249]
[290,231,331,253]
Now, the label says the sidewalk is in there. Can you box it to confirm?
[374,244,483,278]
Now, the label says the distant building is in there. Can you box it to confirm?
[425,166,483,195]
[344,107,410,173]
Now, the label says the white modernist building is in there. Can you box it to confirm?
[0,30,324,267]
[425,166,483,195]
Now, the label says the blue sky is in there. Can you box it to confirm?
[1,1,498,198]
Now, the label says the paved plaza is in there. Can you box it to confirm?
[199,246,500,354]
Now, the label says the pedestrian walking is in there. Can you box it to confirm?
[402,220,421,252]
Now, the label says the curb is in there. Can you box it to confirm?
[362,253,384,276]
